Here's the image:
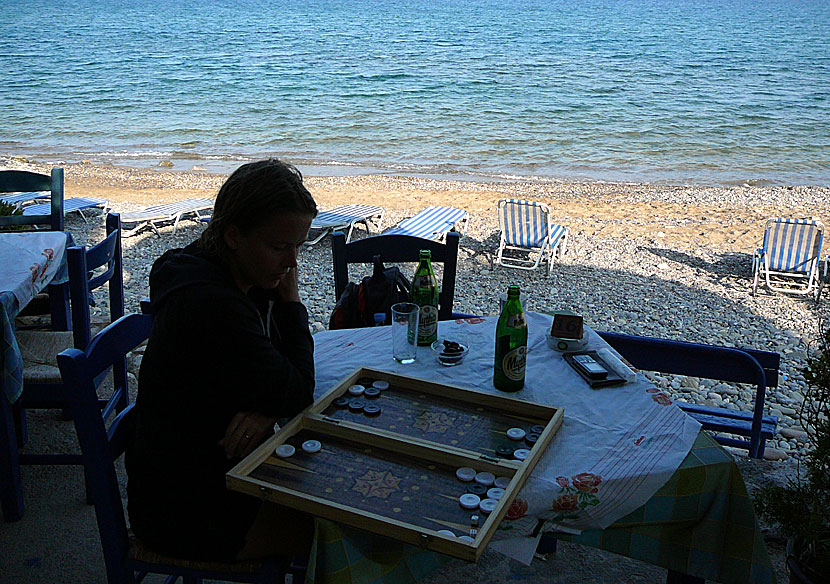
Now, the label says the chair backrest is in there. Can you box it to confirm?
[498,199,552,248]
[67,213,125,349]
[597,330,780,458]
[762,218,824,273]
[332,231,460,321]
[56,313,154,584]
[0,168,64,231]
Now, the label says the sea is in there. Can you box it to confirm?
[1,0,829,186]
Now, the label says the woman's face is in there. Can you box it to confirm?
[224,211,313,292]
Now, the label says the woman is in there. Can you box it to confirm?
[126,159,317,561]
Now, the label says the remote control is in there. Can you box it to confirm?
[573,354,609,380]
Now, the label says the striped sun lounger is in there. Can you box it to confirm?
[494,198,569,276]
[120,198,213,237]
[306,204,385,245]
[752,217,826,300]
[0,192,49,207]
[23,196,108,223]
[382,206,468,241]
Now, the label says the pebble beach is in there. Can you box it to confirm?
[6,155,829,464]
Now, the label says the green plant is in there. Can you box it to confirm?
[756,322,830,580]
[0,200,23,230]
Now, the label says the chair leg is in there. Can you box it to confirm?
[1,395,25,521]
[48,282,71,331]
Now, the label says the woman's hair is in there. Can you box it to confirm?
[199,159,318,256]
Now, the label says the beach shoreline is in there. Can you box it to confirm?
[4,155,829,255]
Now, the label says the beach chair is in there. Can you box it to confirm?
[752,217,826,301]
[382,206,468,242]
[494,198,569,276]
[119,197,213,237]
[23,196,108,223]
[0,191,49,208]
[306,204,384,245]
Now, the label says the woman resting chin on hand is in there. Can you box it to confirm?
[126,159,317,562]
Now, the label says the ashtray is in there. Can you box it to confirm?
[546,333,588,353]
[431,339,469,366]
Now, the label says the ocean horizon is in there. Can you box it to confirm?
[2,0,829,186]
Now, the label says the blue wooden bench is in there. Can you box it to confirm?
[597,331,780,459]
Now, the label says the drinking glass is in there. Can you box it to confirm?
[391,302,419,364]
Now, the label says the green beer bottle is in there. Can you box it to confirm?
[411,250,439,346]
[493,285,528,392]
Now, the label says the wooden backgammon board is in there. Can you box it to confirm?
[227,368,564,561]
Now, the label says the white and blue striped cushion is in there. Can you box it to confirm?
[312,204,383,229]
[763,218,823,273]
[384,206,467,240]
[23,196,107,216]
[500,198,565,249]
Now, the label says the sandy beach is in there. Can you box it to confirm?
[2,156,828,583]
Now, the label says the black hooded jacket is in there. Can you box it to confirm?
[126,241,314,560]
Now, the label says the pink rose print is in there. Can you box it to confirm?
[505,497,528,520]
[556,476,570,488]
[551,494,579,513]
[572,472,602,494]
[651,393,672,406]
[456,317,485,324]
[42,248,54,260]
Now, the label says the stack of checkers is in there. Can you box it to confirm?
[496,424,545,460]
[333,378,389,417]
[450,465,512,531]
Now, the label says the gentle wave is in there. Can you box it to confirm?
[1,0,829,185]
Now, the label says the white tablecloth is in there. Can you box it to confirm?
[0,232,68,309]
[313,312,701,563]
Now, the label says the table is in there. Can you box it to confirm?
[0,231,68,521]
[298,313,775,584]
[0,231,69,403]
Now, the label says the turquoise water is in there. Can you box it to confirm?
[1,0,829,185]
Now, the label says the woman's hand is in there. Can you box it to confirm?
[277,266,301,303]
[219,411,278,460]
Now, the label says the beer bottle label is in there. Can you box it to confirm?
[501,346,527,381]
[417,305,438,341]
[414,275,434,288]
[506,312,526,329]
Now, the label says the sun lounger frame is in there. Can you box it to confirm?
[306,204,385,246]
[120,198,214,237]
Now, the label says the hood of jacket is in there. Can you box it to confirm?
[148,242,233,310]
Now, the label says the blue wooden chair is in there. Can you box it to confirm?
[1,168,69,328]
[333,230,468,321]
[752,217,826,301]
[0,213,125,521]
[597,331,780,460]
[495,198,569,276]
[0,168,64,232]
[57,313,302,583]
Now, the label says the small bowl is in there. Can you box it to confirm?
[431,339,469,367]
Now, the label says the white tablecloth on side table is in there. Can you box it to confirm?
[0,231,68,402]
[313,311,701,563]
